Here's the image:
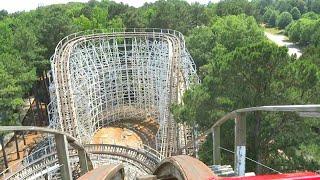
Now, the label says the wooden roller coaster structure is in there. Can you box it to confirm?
[1,29,319,180]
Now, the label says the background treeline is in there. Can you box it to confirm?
[0,0,319,175]
[260,0,320,46]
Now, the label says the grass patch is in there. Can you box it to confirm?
[264,27,284,34]
[261,24,284,35]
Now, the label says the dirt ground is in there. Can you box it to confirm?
[0,133,43,173]
[91,127,143,148]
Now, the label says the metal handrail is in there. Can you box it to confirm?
[0,126,84,150]
[179,104,320,151]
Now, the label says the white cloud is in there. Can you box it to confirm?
[0,0,216,13]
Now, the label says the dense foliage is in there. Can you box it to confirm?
[286,13,320,46]
[0,0,319,174]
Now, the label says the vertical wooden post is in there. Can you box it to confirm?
[234,113,246,176]
[0,135,8,169]
[55,134,72,180]
[78,149,89,175]
[14,132,20,159]
[212,126,221,165]
[22,132,26,146]
[194,124,199,159]
[28,96,36,126]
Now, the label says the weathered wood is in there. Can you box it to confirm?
[14,132,20,159]
[212,126,221,165]
[234,113,246,176]
[0,135,8,169]
[78,149,89,175]
[54,134,72,180]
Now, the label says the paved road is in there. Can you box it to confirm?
[264,32,302,58]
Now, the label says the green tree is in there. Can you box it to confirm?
[189,2,210,27]
[263,8,278,27]
[0,10,8,21]
[74,5,108,30]
[301,11,320,20]
[296,0,307,13]
[311,0,320,13]
[210,15,264,51]
[108,16,124,29]
[216,0,257,17]
[310,20,320,47]
[122,8,148,28]
[148,0,192,34]
[0,53,36,125]
[263,8,273,22]
[286,20,301,42]
[175,12,320,173]
[37,6,75,59]
[73,15,93,30]
[287,18,317,45]
[277,11,293,29]
[186,27,214,68]
[255,0,274,16]
[268,10,278,27]
[12,24,46,74]
[0,18,14,53]
[107,0,130,19]
[276,0,293,12]
[290,7,301,20]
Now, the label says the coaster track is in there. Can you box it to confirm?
[48,29,198,155]
[42,29,198,179]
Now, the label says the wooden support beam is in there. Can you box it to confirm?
[234,113,246,176]
[55,134,72,180]
[193,125,199,159]
[136,175,157,180]
[22,132,26,145]
[212,126,221,165]
[78,149,89,175]
[14,132,20,159]
[0,136,8,169]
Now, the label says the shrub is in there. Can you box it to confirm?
[277,11,293,29]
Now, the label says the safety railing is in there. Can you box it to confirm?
[179,105,320,176]
[0,126,93,180]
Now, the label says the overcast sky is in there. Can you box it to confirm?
[1,0,215,13]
